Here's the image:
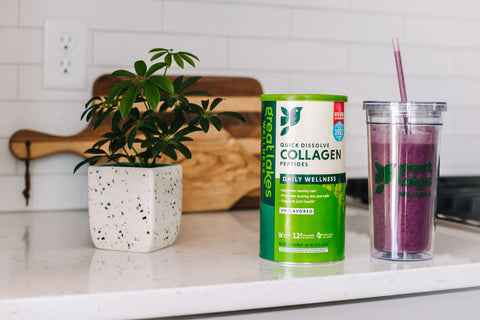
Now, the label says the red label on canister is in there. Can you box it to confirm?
[333,102,344,126]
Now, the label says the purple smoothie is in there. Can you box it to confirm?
[370,124,439,254]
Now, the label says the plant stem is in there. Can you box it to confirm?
[121,147,136,167]
[144,100,151,112]
[110,154,121,166]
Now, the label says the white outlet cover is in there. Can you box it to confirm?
[43,19,87,89]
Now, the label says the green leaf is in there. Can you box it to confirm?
[84,96,103,113]
[141,109,155,119]
[209,97,223,111]
[178,52,197,67]
[94,110,109,129]
[210,116,222,131]
[157,120,168,133]
[120,120,134,135]
[85,148,107,155]
[130,107,141,120]
[170,117,186,134]
[92,139,109,149]
[107,80,132,104]
[176,96,189,107]
[73,160,90,173]
[81,105,93,121]
[201,100,209,110]
[173,53,184,68]
[281,107,289,116]
[172,141,192,159]
[111,110,121,130]
[200,118,209,133]
[165,53,172,67]
[152,140,168,158]
[178,76,201,93]
[150,75,174,94]
[188,104,205,115]
[178,51,199,61]
[176,136,194,142]
[150,51,168,62]
[172,76,183,92]
[119,85,137,119]
[85,96,99,106]
[216,111,246,122]
[109,137,126,153]
[374,162,384,183]
[280,126,289,136]
[145,62,168,77]
[110,69,136,78]
[143,80,160,110]
[134,60,147,76]
[85,109,96,122]
[375,184,384,194]
[149,48,169,53]
[127,127,137,149]
[280,116,288,126]
[141,137,159,149]
[73,156,104,173]
[140,123,157,135]
[173,126,195,137]
[102,132,114,139]
[163,145,178,160]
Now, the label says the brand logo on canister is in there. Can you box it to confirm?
[280,107,303,136]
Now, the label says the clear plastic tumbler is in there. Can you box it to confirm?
[364,101,447,261]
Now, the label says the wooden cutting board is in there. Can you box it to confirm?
[9,75,262,212]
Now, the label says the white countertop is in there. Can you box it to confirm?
[1,206,480,319]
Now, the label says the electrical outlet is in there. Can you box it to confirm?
[58,32,76,51]
[43,19,87,89]
[57,57,74,74]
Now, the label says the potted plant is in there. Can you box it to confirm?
[75,48,245,252]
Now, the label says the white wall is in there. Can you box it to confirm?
[1,0,479,211]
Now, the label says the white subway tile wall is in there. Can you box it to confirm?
[1,0,479,211]
[0,0,19,27]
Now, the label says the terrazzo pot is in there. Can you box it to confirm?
[87,164,182,253]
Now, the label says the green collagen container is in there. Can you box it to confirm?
[260,94,348,264]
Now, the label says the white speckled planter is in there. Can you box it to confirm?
[87,164,182,253]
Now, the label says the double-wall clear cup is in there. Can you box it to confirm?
[363,101,447,261]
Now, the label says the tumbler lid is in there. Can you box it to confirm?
[363,101,447,125]
[363,101,447,113]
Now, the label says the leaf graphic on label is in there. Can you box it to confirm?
[374,172,383,184]
[280,126,289,136]
[280,115,288,126]
[375,184,384,194]
[383,163,394,185]
[289,107,302,126]
[374,162,384,183]
[281,107,289,116]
